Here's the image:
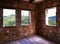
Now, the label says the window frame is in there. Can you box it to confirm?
[20,10,31,26]
[3,8,16,27]
[45,7,57,26]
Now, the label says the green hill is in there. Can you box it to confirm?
[48,18,56,26]
[3,15,16,27]
[3,15,29,27]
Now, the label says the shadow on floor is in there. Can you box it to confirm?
[3,35,55,44]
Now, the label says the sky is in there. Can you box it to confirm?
[46,7,56,17]
[3,9,16,16]
[21,10,30,16]
[3,9,30,16]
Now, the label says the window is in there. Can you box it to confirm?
[21,10,30,25]
[45,7,56,26]
[3,9,16,27]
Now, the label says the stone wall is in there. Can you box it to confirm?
[35,0,60,43]
[0,0,36,43]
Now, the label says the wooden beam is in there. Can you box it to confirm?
[29,0,35,3]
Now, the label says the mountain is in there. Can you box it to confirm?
[49,16,56,20]
[3,16,7,18]
[3,15,16,27]
[48,16,56,25]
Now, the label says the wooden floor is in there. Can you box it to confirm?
[2,35,55,44]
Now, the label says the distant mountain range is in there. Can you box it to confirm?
[3,14,15,18]
[49,16,56,20]
[3,16,7,18]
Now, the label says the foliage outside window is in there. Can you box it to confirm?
[45,7,56,26]
[21,10,30,25]
[3,9,16,27]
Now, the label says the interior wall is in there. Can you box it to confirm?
[36,0,60,43]
[0,0,36,43]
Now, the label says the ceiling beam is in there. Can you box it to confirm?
[29,0,35,3]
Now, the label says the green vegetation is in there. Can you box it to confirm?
[3,15,16,27]
[3,15,29,27]
[48,19,56,26]
[21,16,29,25]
